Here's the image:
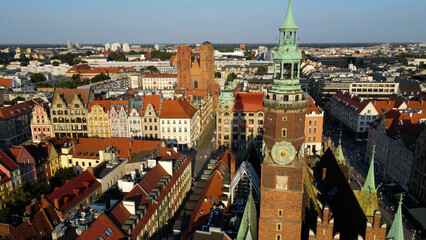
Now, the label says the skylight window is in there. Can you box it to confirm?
[104,227,113,237]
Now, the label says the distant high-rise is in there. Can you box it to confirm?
[67,40,72,50]
[76,42,81,49]
[123,43,130,52]
[104,43,111,51]
[111,43,121,51]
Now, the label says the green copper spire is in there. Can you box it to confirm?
[237,184,257,240]
[362,145,377,194]
[387,195,405,240]
[280,0,298,30]
[334,132,346,165]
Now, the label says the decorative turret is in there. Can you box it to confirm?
[353,145,379,222]
[334,132,346,165]
[386,195,404,240]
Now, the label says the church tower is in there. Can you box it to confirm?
[176,46,191,89]
[258,0,308,239]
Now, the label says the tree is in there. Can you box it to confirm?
[396,67,406,73]
[255,66,268,75]
[355,50,360,54]
[51,167,77,188]
[145,65,159,73]
[215,72,221,78]
[0,66,7,71]
[150,50,174,60]
[108,52,127,61]
[85,51,93,56]
[226,73,237,85]
[2,96,26,106]
[419,64,426,69]
[52,60,60,66]
[91,73,110,83]
[30,73,46,83]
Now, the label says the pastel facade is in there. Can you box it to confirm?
[31,104,53,142]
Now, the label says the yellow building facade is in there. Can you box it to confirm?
[88,101,111,138]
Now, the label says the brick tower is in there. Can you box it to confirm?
[200,41,215,91]
[176,46,191,89]
[258,0,308,239]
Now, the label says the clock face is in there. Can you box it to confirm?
[271,141,296,165]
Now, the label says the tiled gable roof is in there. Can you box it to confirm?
[0,149,19,171]
[0,79,13,88]
[52,89,91,106]
[77,213,126,240]
[332,90,370,113]
[46,170,101,212]
[306,96,321,114]
[233,92,264,112]
[142,95,161,114]
[0,101,34,119]
[160,98,197,119]
[89,100,111,112]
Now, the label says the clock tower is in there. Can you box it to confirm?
[258,0,308,239]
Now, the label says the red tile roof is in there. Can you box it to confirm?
[46,170,101,213]
[160,98,197,118]
[306,96,321,114]
[233,92,264,112]
[142,95,161,114]
[0,149,19,171]
[77,213,126,240]
[0,101,34,119]
[73,138,161,159]
[52,88,91,106]
[67,65,134,74]
[143,73,177,78]
[89,100,111,112]
[110,100,130,112]
[371,99,404,115]
[332,90,370,114]
[0,170,11,185]
[0,79,13,88]
[185,89,208,97]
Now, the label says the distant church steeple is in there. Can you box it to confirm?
[334,132,346,165]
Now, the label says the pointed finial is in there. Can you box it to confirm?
[339,131,342,145]
[399,194,403,205]
[280,0,298,30]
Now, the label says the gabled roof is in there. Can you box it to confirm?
[77,213,126,240]
[142,95,161,114]
[110,100,130,112]
[52,88,91,106]
[73,138,161,159]
[89,100,111,112]
[0,78,13,88]
[233,93,264,112]
[371,99,404,115]
[0,149,19,171]
[0,101,34,119]
[332,90,370,114]
[160,98,197,119]
[306,96,321,114]
[46,170,101,212]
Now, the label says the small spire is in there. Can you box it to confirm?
[334,132,345,165]
[386,194,404,240]
[362,145,376,194]
[280,0,299,30]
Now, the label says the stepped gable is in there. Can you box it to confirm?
[142,95,161,114]
[45,170,101,213]
[52,88,91,106]
[233,92,264,112]
[314,149,367,239]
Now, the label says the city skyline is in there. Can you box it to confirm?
[1,0,425,44]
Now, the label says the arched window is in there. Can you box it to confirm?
[194,81,198,89]
[182,52,186,58]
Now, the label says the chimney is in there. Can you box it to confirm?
[322,168,327,181]
[372,210,382,229]
[323,206,330,223]
[54,198,60,209]
[87,167,94,176]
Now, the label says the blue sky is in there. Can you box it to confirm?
[0,0,425,44]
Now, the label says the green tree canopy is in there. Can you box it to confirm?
[51,167,77,188]
[226,73,237,85]
[145,65,159,73]
[215,72,222,78]
[150,50,175,60]
[91,73,110,83]
[52,60,60,66]
[86,51,93,56]
[255,66,268,75]
[57,52,80,65]
[30,73,46,83]
[108,52,127,61]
